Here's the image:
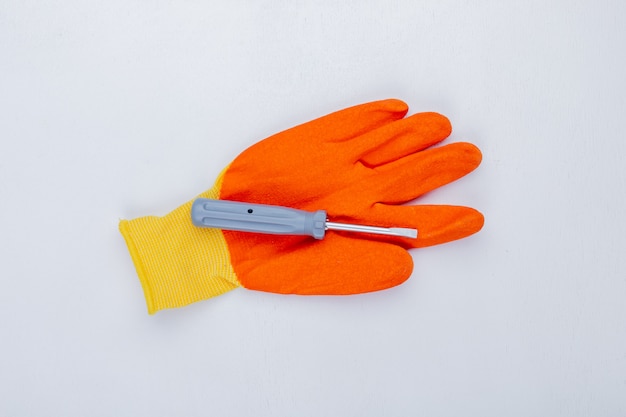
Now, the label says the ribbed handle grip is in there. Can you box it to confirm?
[191,199,327,239]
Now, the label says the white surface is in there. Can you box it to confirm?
[1,1,625,415]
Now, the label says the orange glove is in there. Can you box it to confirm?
[120,99,483,313]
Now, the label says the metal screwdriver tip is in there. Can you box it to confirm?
[388,227,418,239]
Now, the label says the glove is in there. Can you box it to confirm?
[119,99,483,314]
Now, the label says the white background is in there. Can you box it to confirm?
[1,1,625,416]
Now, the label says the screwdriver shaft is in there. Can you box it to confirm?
[325,221,417,239]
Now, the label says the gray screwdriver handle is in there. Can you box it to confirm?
[191,199,327,239]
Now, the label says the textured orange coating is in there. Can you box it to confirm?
[219,99,484,295]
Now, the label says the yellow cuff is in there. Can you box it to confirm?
[119,183,240,314]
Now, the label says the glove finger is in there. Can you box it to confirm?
[362,204,485,249]
[370,142,482,204]
[288,98,409,145]
[221,99,409,204]
[226,232,414,295]
[351,112,452,167]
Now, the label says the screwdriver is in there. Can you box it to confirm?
[191,198,417,239]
